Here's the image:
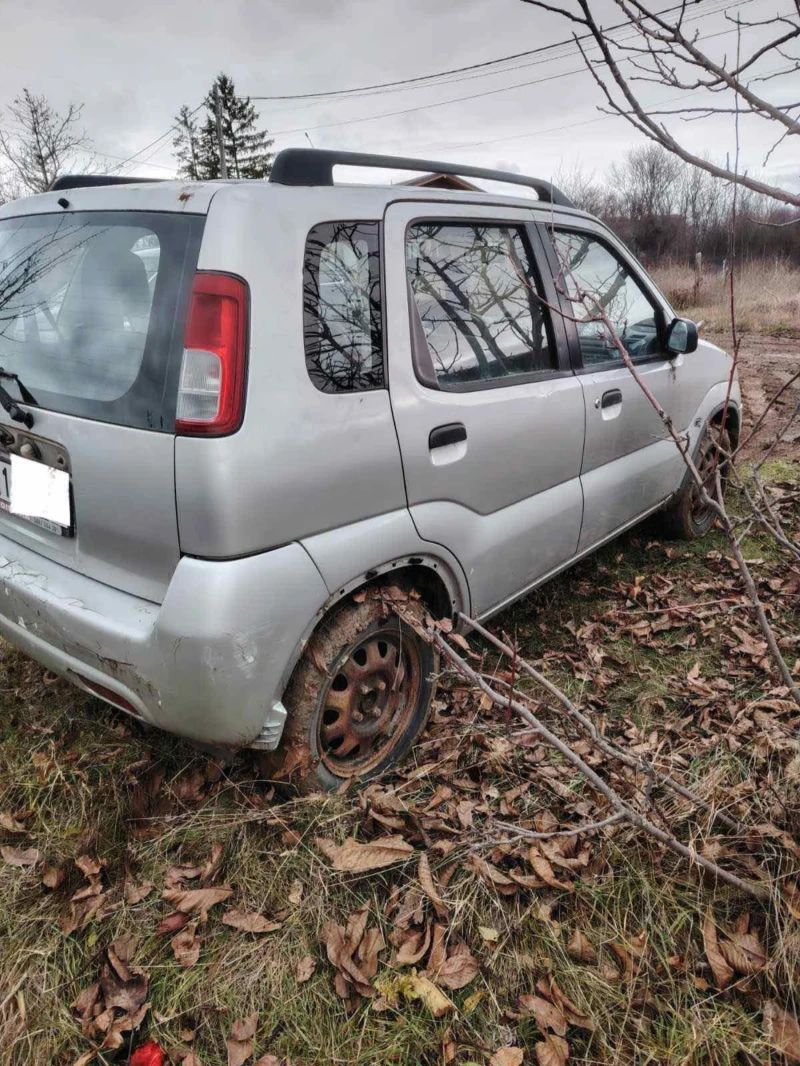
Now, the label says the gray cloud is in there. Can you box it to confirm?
[0,0,797,191]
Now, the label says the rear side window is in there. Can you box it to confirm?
[303,221,384,393]
[0,210,202,430]
[550,230,660,366]
[406,222,555,390]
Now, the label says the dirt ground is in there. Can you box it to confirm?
[705,330,800,465]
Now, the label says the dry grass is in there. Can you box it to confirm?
[0,478,797,1064]
[651,260,800,336]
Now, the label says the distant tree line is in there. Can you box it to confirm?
[557,144,800,267]
[0,73,274,204]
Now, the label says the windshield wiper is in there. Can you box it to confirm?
[0,368,36,429]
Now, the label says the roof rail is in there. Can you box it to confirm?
[48,174,165,192]
[269,148,575,208]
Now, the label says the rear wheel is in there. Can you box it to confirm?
[276,590,437,792]
[659,424,731,540]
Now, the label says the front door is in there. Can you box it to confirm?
[539,224,686,551]
[384,201,585,618]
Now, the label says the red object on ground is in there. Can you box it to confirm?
[129,1040,166,1066]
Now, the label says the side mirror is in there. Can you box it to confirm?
[665,317,698,355]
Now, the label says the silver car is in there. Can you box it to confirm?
[0,149,740,790]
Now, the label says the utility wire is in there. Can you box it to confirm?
[260,3,766,140]
[248,0,744,102]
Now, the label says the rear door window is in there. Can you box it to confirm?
[303,221,384,393]
[0,211,202,430]
[406,222,556,390]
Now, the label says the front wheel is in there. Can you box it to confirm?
[276,589,438,792]
[658,424,731,540]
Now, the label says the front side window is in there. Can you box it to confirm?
[303,221,384,393]
[550,230,660,366]
[406,222,555,390]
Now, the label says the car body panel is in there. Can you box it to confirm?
[0,528,328,746]
[0,176,740,753]
[383,200,586,617]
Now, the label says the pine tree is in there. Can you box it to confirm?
[172,104,200,180]
[173,74,274,181]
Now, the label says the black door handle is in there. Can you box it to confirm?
[429,423,467,449]
[601,389,623,409]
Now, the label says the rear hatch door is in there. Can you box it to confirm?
[0,189,207,603]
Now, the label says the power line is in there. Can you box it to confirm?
[248,0,742,102]
[261,1,763,140]
[107,100,205,174]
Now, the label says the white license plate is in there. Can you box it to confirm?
[0,457,72,536]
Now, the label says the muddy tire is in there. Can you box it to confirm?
[658,424,731,540]
[275,589,438,792]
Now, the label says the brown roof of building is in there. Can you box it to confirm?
[399,172,482,192]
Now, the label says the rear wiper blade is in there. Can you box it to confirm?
[0,368,35,429]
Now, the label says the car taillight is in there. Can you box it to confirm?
[176,272,248,436]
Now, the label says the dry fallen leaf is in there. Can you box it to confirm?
[222,909,282,934]
[171,925,200,968]
[519,994,568,1037]
[315,835,414,872]
[428,943,479,990]
[156,911,190,936]
[718,929,767,975]
[566,930,597,964]
[0,811,26,833]
[124,880,154,906]
[764,1000,800,1064]
[288,879,304,905]
[490,1049,524,1066]
[407,972,454,1018]
[535,1034,569,1066]
[528,851,573,892]
[702,909,734,989]
[1,846,39,867]
[295,955,316,983]
[226,1013,258,1066]
[162,884,232,921]
[418,852,448,917]
[42,864,65,890]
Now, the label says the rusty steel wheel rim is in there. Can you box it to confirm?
[690,436,723,525]
[316,626,422,776]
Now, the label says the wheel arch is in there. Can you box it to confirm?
[709,398,740,448]
[277,552,464,703]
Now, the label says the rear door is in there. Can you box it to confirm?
[537,223,685,552]
[0,204,203,602]
[384,201,585,618]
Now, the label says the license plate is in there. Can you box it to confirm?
[0,457,72,537]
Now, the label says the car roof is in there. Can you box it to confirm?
[0,177,591,224]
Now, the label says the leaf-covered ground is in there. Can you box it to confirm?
[0,404,798,1062]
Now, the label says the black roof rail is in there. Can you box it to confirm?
[48,174,165,192]
[268,148,575,208]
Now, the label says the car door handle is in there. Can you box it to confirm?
[599,389,623,409]
[429,423,467,449]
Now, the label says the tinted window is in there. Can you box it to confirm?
[406,222,555,390]
[0,211,201,430]
[303,221,384,393]
[551,231,660,366]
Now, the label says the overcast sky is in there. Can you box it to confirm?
[1,0,798,193]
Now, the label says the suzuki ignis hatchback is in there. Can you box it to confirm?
[0,149,739,789]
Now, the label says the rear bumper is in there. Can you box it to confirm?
[0,535,329,747]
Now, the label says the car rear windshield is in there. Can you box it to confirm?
[0,210,203,430]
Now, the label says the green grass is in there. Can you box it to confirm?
[0,487,798,1064]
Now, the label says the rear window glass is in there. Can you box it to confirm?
[303,221,384,393]
[0,210,202,430]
